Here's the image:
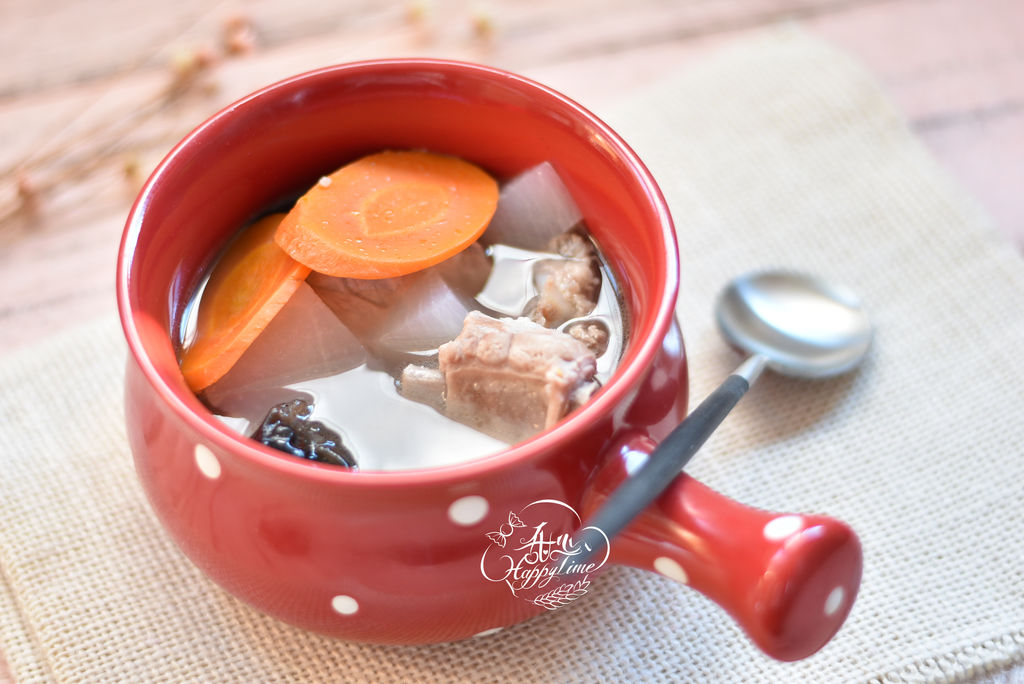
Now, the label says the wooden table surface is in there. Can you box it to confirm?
[2,1,1022,682]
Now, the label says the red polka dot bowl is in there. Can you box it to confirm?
[116,59,861,661]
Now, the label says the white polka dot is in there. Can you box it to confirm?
[763,515,803,541]
[824,586,845,616]
[331,595,359,615]
[448,495,489,526]
[653,556,689,584]
[194,444,221,479]
[473,627,503,638]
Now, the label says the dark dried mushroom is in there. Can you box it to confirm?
[253,399,357,468]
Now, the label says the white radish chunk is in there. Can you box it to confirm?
[212,413,255,435]
[207,388,316,436]
[482,162,584,251]
[309,247,488,351]
[433,242,492,298]
[309,271,414,343]
[378,271,472,351]
[203,282,365,418]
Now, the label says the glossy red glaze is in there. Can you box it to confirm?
[117,60,860,657]
[583,434,862,661]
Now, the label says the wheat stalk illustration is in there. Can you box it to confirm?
[531,577,591,611]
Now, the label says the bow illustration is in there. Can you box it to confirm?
[485,512,525,548]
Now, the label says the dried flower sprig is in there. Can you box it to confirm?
[0,11,259,230]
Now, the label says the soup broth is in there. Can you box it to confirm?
[178,158,628,471]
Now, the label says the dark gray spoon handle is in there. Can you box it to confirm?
[575,371,753,561]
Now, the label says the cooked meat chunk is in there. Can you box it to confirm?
[526,232,601,328]
[399,364,446,412]
[565,320,610,357]
[546,229,593,260]
[528,259,601,328]
[437,312,597,443]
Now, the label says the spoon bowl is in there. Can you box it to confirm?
[716,271,872,378]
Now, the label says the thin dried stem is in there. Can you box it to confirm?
[0,3,233,229]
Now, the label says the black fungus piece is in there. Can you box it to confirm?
[253,399,357,469]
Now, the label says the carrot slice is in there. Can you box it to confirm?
[274,150,499,279]
[181,213,311,391]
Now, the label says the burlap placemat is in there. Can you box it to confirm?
[2,29,1023,683]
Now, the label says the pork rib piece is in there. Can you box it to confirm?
[526,231,601,328]
[436,311,597,443]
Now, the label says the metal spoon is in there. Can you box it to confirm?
[577,270,873,557]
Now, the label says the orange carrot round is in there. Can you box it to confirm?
[181,213,311,391]
[274,150,499,279]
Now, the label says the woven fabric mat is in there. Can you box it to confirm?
[2,29,1023,684]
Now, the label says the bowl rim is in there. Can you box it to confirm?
[116,57,680,488]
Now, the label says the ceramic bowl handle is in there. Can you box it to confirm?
[582,433,862,662]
